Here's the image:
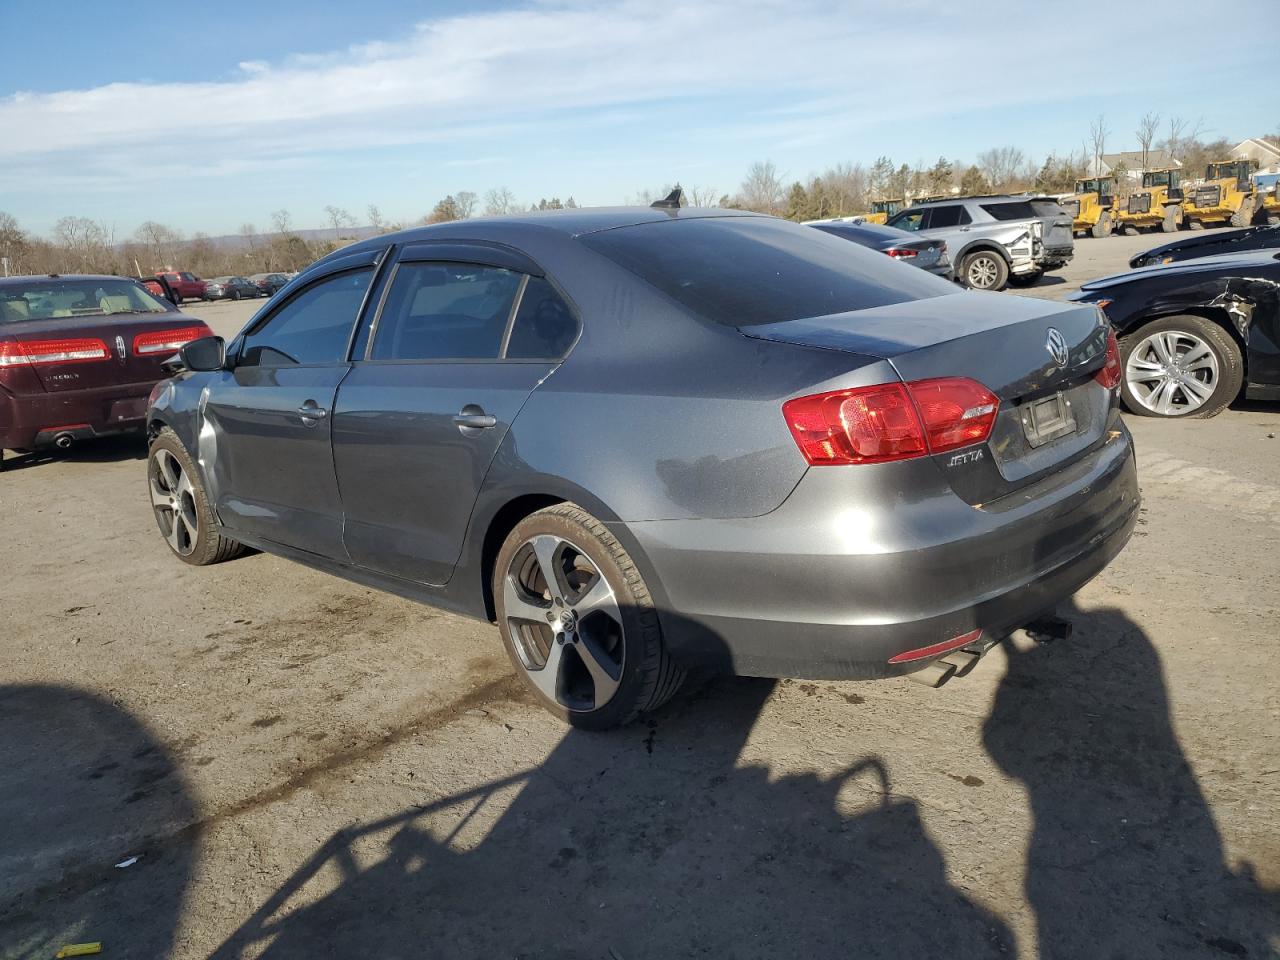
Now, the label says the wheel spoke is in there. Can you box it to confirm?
[530,535,568,600]
[176,470,194,500]
[1151,379,1177,415]
[575,634,621,705]
[1180,342,1212,368]
[157,451,180,490]
[571,574,619,624]
[525,636,564,702]
[1151,333,1176,366]
[503,572,551,623]
[1128,356,1164,376]
[1179,377,1213,403]
[150,478,171,508]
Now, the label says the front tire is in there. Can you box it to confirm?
[148,428,246,564]
[493,503,684,729]
[1091,212,1112,238]
[1119,315,1243,419]
[959,250,1008,291]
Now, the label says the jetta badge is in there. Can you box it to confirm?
[114,335,127,362]
[1045,328,1068,368]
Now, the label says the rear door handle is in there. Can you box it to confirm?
[453,405,497,432]
[297,401,328,423]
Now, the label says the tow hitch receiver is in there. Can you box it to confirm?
[907,615,1073,688]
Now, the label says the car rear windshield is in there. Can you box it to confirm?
[0,278,170,323]
[579,216,950,326]
[1029,200,1065,217]
[980,201,1036,221]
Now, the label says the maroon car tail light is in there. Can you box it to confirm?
[783,378,999,466]
[888,629,984,664]
[1094,328,1122,390]
[0,337,110,366]
[133,324,213,356]
[884,248,918,259]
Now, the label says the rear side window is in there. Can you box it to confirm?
[240,268,372,366]
[371,262,522,361]
[506,277,577,358]
[926,205,971,228]
[887,210,925,232]
[581,217,950,327]
[981,201,1036,221]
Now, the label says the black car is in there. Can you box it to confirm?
[1129,225,1280,269]
[1070,250,1280,417]
[807,220,952,278]
[249,273,290,296]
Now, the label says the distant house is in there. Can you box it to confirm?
[1089,150,1182,181]
[1228,138,1280,175]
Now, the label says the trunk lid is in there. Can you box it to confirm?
[1029,199,1074,253]
[0,311,208,393]
[744,291,1114,503]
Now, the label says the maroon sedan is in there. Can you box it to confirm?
[0,275,212,463]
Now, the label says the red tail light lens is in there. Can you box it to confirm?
[0,337,110,366]
[885,248,918,259]
[783,377,999,466]
[1094,327,1121,390]
[133,324,212,356]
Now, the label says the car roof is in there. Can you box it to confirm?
[0,274,140,287]
[1084,248,1280,288]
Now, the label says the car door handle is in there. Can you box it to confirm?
[297,402,328,422]
[453,406,497,431]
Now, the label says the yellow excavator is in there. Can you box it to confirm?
[1112,168,1184,235]
[1064,176,1116,238]
[1181,159,1258,230]
[860,198,905,225]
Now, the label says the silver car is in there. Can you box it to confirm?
[888,196,1074,292]
[146,207,1136,728]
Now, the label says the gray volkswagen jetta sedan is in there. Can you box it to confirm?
[146,206,1138,728]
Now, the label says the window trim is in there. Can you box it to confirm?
[359,259,580,365]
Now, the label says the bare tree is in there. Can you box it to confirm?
[453,191,478,220]
[53,217,109,272]
[1162,115,1203,162]
[0,211,27,275]
[484,187,518,216]
[684,185,720,207]
[976,146,1027,191]
[324,205,354,240]
[134,221,183,271]
[739,160,786,214]
[367,205,385,233]
[1089,114,1110,177]
[271,209,294,236]
[1136,111,1161,171]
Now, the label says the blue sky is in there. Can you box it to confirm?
[1,0,1276,237]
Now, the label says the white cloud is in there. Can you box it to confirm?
[0,0,1272,218]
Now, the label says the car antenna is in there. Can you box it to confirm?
[650,186,683,209]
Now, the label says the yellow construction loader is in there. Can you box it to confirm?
[1259,182,1280,225]
[1181,159,1258,229]
[1112,168,1184,235]
[1064,176,1116,238]
[860,198,905,225]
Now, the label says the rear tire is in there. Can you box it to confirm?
[1230,199,1255,228]
[959,250,1009,291]
[1188,219,1205,230]
[1091,212,1112,238]
[147,428,246,565]
[1161,207,1181,232]
[1118,315,1243,419]
[493,503,684,729]
[1121,224,1139,236]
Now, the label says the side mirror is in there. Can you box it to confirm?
[180,335,226,372]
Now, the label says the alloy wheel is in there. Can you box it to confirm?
[1124,329,1219,416]
[966,255,999,289]
[150,449,199,556]
[502,534,624,712]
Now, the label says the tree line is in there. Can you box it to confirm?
[0,114,1257,280]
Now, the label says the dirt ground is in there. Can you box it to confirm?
[2,230,1278,959]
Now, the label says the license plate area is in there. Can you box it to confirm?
[1020,391,1076,448]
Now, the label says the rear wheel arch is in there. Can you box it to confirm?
[955,240,1011,266]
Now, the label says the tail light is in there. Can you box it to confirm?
[885,248,918,259]
[0,337,110,366]
[783,377,999,466]
[1094,327,1121,390]
[133,324,212,356]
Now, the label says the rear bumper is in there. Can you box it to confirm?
[0,382,153,449]
[622,425,1138,680]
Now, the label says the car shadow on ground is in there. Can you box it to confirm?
[0,684,198,959]
[0,435,146,473]
[202,605,1277,959]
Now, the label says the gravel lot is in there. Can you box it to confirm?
[3,231,1278,959]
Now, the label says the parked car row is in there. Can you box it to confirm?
[154,270,294,302]
[2,205,1276,728]
[807,194,1075,293]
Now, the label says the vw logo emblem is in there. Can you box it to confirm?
[1045,328,1068,368]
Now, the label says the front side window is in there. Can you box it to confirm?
[371,262,522,361]
[927,205,970,228]
[887,210,925,232]
[239,268,372,366]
